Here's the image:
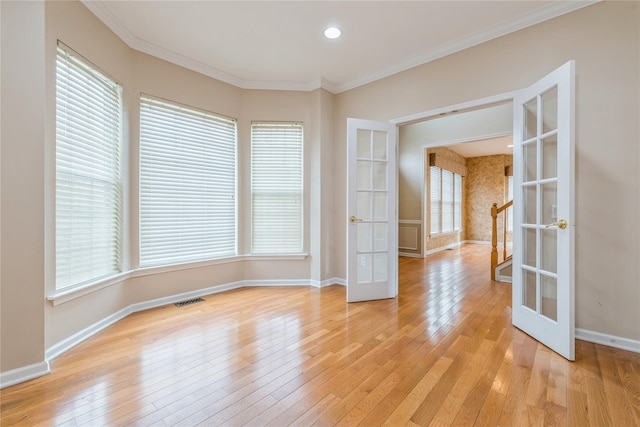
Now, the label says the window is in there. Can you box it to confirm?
[429,166,463,235]
[55,42,123,290]
[139,96,237,267]
[251,122,304,254]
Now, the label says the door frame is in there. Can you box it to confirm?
[391,90,522,259]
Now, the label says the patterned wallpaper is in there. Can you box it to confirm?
[465,154,513,242]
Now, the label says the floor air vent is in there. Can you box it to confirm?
[175,297,205,307]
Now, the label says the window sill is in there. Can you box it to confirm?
[47,253,308,306]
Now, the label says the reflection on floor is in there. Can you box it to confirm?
[2,244,639,426]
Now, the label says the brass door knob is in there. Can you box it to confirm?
[545,219,567,229]
[349,216,363,223]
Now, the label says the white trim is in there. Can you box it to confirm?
[496,275,513,283]
[310,277,345,288]
[47,254,308,306]
[399,226,419,251]
[334,2,598,93]
[81,1,597,94]
[392,91,521,125]
[330,277,347,287]
[48,271,131,306]
[46,306,132,361]
[576,329,640,354]
[425,241,464,256]
[422,131,512,151]
[46,280,245,362]
[464,240,492,245]
[399,252,422,258]
[1,361,51,389]
[46,278,338,363]
[399,219,422,225]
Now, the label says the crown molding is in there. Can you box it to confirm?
[82,0,598,95]
[332,0,599,93]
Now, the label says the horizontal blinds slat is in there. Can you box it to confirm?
[55,45,123,290]
[139,96,237,267]
[251,122,303,254]
[430,166,441,234]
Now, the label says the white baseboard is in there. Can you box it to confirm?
[45,280,276,363]
[576,328,640,354]
[399,252,421,258]
[329,277,346,287]
[46,277,354,365]
[425,241,464,255]
[34,274,637,390]
[464,240,492,245]
[312,277,346,287]
[1,361,50,389]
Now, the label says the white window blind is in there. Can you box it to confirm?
[429,166,462,235]
[55,43,123,290]
[251,122,303,254]
[139,96,237,267]
[430,166,441,234]
[454,173,462,231]
[442,169,454,232]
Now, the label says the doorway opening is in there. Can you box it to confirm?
[396,101,515,283]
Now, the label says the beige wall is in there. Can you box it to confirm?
[398,103,512,221]
[2,0,331,372]
[42,2,325,349]
[335,1,640,341]
[1,0,47,373]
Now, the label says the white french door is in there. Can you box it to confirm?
[512,61,575,360]
[346,118,398,302]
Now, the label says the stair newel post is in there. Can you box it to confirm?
[491,203,498,281]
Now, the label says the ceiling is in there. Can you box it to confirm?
[83,1,596,94]
[447,135,513,158]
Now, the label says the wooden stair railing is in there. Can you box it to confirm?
[491,200,513,280]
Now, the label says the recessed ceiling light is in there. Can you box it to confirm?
[324,26,342,40]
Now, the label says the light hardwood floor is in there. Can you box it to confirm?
[2,244,639,426]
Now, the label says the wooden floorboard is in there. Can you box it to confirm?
[2,244,639,426]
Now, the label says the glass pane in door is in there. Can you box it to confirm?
[523,185,537,225]
[540,229,557,273]
[541,274,558,321]
[541,135,558,179]
[524,98,538,140]
[542,86,558,134]
[541,182,557,225]
[357,130,371,158]
[373,131,387,160]
[523,269,537,311]
[524,141,537,182]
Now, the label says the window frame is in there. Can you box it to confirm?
[54,41,124,291]
[138,95,238,268]
[429,165,463,236]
